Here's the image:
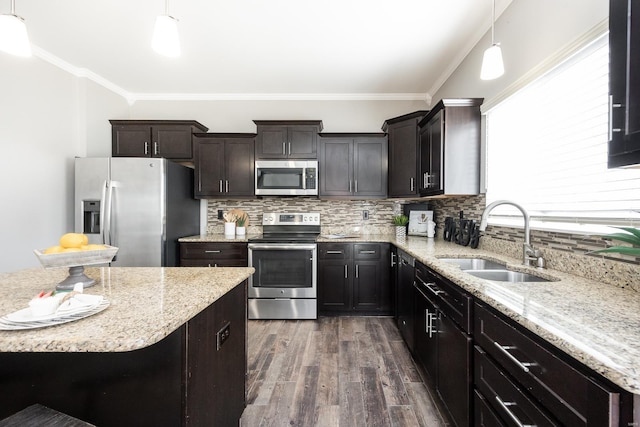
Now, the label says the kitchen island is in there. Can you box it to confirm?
[0,266,253,426]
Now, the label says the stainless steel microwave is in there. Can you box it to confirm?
[255,160,318,196]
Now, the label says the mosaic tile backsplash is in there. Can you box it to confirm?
[206,195,640,292]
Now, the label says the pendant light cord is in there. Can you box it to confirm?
[491,0,496,45]
[10,0,16,15]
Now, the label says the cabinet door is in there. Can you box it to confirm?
[396,255,415,352]
[256,125,288,159]
[414,284,438,383]
[437,312,472,427]
[353,138,388,198]
[609,0,640,167]
[419,112,443,196]
[388,121,419,197]
[353,261,381,311]
[225,138,255,197]
[288,126,318,159]
[318,259,351,313]
[319,138,353,197]
[112,124,150,157]
[152,125,195,160]
[194,138,225,198]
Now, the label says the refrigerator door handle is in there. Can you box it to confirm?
[104,180,116,246]
[100,180,108,245]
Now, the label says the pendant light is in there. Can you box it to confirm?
[152,0,180,57]
[0,0,31,57]
[480,0,504,80]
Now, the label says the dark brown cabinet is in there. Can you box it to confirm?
[608,0,640,168]
[396,249,415,352]
[474,301,633,426]
[110,120,208,160]
[413,262,472,427]
[318,243,391,315]
[318,133,388,199]
[193,133,255,199]
[253,120,322,159]
[418,99,482,197]
[383,111,428,198]
[180,242,248,267]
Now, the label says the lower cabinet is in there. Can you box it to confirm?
[180,242,248,267]
[474,301,633,427]
[396,249,416,351]
[413,262,472,427]
[318,243,391,315]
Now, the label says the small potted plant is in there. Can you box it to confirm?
[393,214,409,240]
[236,213,248,236]
[591,227,640,258]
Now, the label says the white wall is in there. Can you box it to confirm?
[432,0,608,103]
[0,56,129,272]
[129,99,428,133]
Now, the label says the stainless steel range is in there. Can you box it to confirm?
[248,212,320,320]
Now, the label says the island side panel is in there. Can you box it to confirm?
[0,327,186,426]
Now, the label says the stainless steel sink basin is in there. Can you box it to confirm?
[465,269,551,283]
[439,258,507,270]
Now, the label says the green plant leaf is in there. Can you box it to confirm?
[601,232,640,246]
[591,246,640,256]
[614,226,640,240]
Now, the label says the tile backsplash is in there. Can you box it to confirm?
[206,195,640,291]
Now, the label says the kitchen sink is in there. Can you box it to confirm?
[439,257,507,270]
[465,269,552,283]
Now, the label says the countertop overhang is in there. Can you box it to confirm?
[0,267,254,353]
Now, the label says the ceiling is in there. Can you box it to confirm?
[15,0,510,102]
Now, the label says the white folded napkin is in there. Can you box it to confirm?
[56,294,103,314]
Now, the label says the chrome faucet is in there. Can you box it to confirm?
[479,200,544,267]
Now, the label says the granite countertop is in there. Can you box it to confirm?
[0,267,254,353]
[183,233,640,394]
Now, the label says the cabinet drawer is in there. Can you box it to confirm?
[353,243,382,260]
[474,389,506,427]
[180,243,248,261]
[475,302,625,427]
[180,259,248,267]
[417,265,472,333]
[475,346,560,426]
[319,243,352,260]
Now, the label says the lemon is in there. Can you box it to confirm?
[82,244,105,251]
[59,233,86,249]
[62,247,82,252]
[44,245,65,254]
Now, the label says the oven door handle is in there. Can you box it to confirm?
[248,243,317,251]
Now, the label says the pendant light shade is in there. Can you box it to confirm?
[481,44,504,80]
[0,0,31,57]
[152,0,180,58]
[480,0,504,80]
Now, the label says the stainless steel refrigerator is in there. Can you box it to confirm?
[74,157,200,267]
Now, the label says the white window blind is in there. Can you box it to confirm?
[485,33,640,234]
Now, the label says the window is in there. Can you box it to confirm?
[484,33,640,234]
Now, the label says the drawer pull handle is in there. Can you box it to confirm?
[494,342,535,373]
[360,250,376,254]
[326,250,343,254]
[495,396,536,427]
[205,250,221,253]
[425,282,444,296]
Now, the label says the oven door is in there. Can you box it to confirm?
[248,243,317,298]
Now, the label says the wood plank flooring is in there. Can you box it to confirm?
[240,317,446,427]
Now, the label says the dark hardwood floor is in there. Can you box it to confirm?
[240,317,446,427]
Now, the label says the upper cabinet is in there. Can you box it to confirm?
[318,133,388,199]
[418,98,483,197]
[193,133,256,199]
[609,0,640,168]
[383,111,429,198]
[253,120,323,159]
[110,120,208,160]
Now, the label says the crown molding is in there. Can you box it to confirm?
[129,92,430,102]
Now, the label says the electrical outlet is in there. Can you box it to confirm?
[218,209,223,220]
[216,322,231,350]
[363,210,369,220]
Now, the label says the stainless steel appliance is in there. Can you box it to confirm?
[255,160,318,196]
[248,212,320,319]
[74,157,200,267]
